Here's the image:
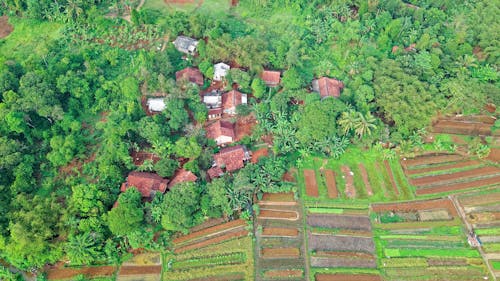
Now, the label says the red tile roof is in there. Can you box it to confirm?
[207,166,224,179]
[168,169,198,188]
[222,90,246,112]
[120,172,169,197]
[261,70,281,86]
[176,67,204,86]
[214,145,248,172]
[314,77,344,98]
[206,120,235,140]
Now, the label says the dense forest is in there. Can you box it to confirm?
[0,0,498,277]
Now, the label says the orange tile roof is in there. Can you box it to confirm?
[168,169,197,188]
[175,67,204,86]
[214,145,247,172]
[261,70,281,86]
[222,90,245,111]
[120,172,169,197]
[206,120,235,140]
[207,166,224,179]
[314,77,344,98]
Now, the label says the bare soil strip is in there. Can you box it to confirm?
[46,266,117,280]
[404,160,482,175]
[262,192,295,202]
[416,175,500,195]
[174,230,248,254]
[119,266,162,275]
[310,256,377,268]
[341,165,356,198]
[411,166,500,186]
[315,273,382,281]
[433,120,492,135]
[261,248,300,258]
[324,170,338,198]
[384,160,399,196]
[304,169,319,197]
[259,209,299,220]
[372,198,458,217]
[439,115,496,124]
[263,269,303,278]
[358,164,373,195]
[262,227,299,237]
[307,214,371,231]
[173,219,245,244]
[459,192,500,206]
[402,154,463,168]
[187,273,244,281]
[308,233,375,253]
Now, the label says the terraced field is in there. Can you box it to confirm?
[401,152,500,196]
[371,198,490,281]
[164,220,253,281]
[305,207,381,281]
[255,193,306,281]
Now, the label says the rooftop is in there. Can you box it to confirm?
[120,171,169,197]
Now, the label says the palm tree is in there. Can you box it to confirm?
[338,110,358,136]
[65,232,100,265]
[354,112,377,139]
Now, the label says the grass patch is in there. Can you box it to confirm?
[491,260,500,270]
[307,208,344,214]
[384,248,480,258]
[475,227,500,236]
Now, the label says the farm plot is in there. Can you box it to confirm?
[255,193,306,281]
[371,199,489,281]
[46,265,117,280]
[304,169,319,197]
[315,273,382,281]
[117,252,162,281]
[164,236,254,281]
[432,116,493,136]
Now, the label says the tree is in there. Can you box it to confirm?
[353,112,377,139]
[107,188,143,237]
[65,232,101,265]
[161,182,200,231]
[203,178,231,218]
[174,137,202,159]
[281,68,303,90]
[154,158,179,178]
[251,78,266,99]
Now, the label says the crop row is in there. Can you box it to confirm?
[384,248,480,258]
[384,266,487,281]
[475,227,500,236]
[171,252,246,270]
[382,239,465,249]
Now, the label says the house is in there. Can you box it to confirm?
[213,63,230,81]
[311,77,344,98]
[212,145,251,173]
[207,166,224,180]
[147,98,166,112]
[173,36,199,55]
[222,90,247,115]
[206,120,235,145]
[261,70,281,87]
[203,90,222,109]
[120,172,169,198]
[208,108,222,120]
[168,169,197,188]
[176,67,204,86]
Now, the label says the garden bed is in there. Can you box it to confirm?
[308,233,375,253]
[304,169,319,197]
[187,273,245,281]
[384,160,399,196]
[173,219,245,245]
[433,120,492,135]
[372,198,458,217]
[307,214,371,231]
[358,164,373,196]
[404,160,482,175]
[174,230,248,254]
[259,209,299,220]
[46,266,117,280]
[341,165,356,198]
[315,273,382,281]
[310,256,377,268]
[416,175,500,195]
[261,247,300,258]
[261,227,299,237]
[410,166,500,187]
[402,154,463,168]
[323,169,338,198]
[263,269,303,278]
[119,265,162,275]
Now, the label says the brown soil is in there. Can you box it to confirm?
[404,160,482,175]
[341,166,356,198]
[261,192,295,202]
[315,273,382,281]
[173,219,245,244]
[307,214,371,231]
[384,160,399,196]
[0,16,13,39]
[304,169,319,197]
[439,115,496,124]
[251,147,268,163]
[310,256,377,268]
[188,273,244,281]
[433,120,492,136]
[410,166,500,187]
[231,0,239,6]
[46,266,117,280]
[282,170,297,183]
[263,269,303,278]
[235,114,256,141]
[358,164,373,196]
[402,154,463,168]
[459,192,500,206]
[164,0,195,3]
[487,148,500,162]
[188,217,226,232]
[262,227,299,237]
[416,175,500,195]
[174,230,248,254]
[261,247,300,258]
[324,170,338,198]
[485,103,496,113]
[427,258,468,266]
[259,209,299,220]
[130,151,160,166]
[372,198,458,217]
[315,251,374,259]
[119,265,162,275]
[308,233,375,253]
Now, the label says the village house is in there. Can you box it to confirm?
[206,120,235,145]
[175,67,204,86]
[168,169,198,188]
[173,36,199,55]
[213,62,230,81]
[261,70,281,87]
[207,145,251,179]
[311,77,344,98]
[146,98,166,113]
[222,89,247,115]
[120,171,169,198]
[207,108,222,120]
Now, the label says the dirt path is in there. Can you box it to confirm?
[450,196,497,281]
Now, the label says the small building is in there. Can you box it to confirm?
[261,70,281,87]
[147,98,166,112]
[120,172,169,198]
[203,90,222,109]
[222,90,247,115]
[207,166,224,180]
[212,145,251,173]
[208,108,222,120]
[173,36,199,55]
[311,77,344,98]
[206,120,235,145]
[176,67,204,86]
[213,63,230,81]
[168,169,198,188]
